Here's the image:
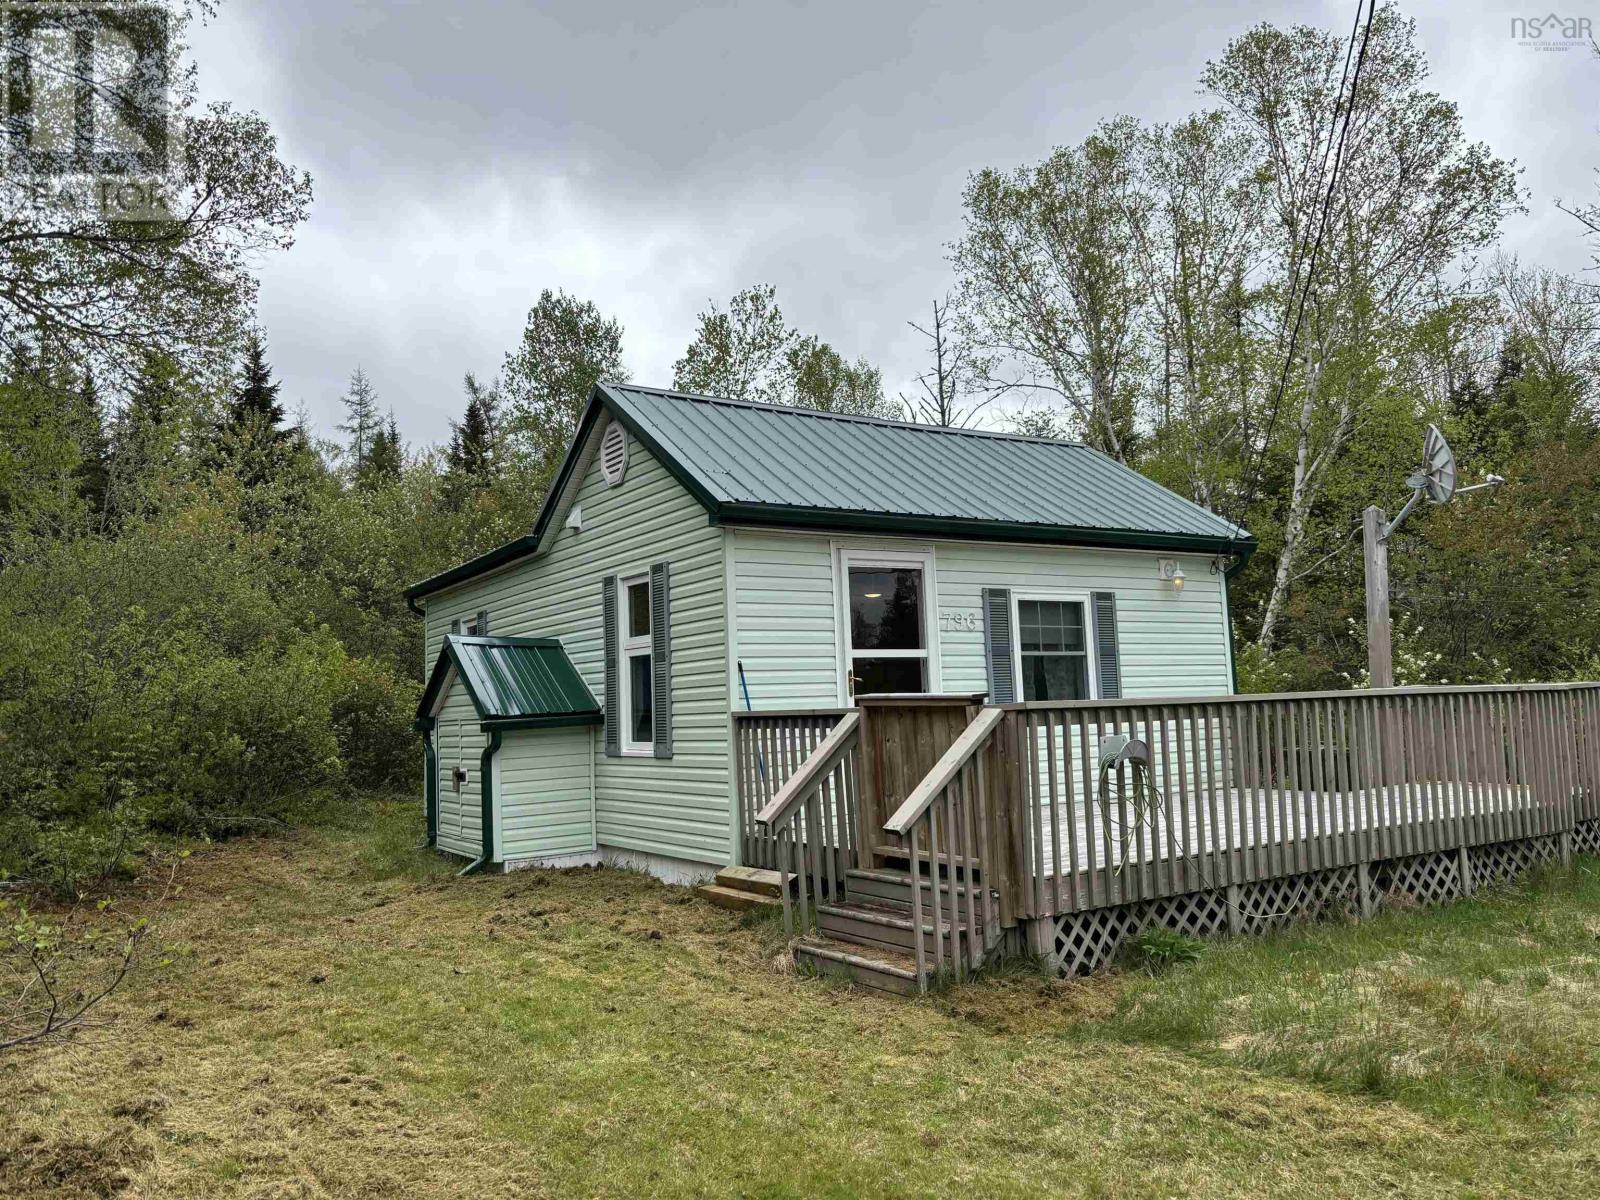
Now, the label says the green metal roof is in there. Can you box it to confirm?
[602,383,1248,548]
[418,636,600,730]
[405,383,1253,600]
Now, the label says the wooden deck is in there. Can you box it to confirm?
[736,684,1600,988]
[1036,781,1549,910]
[1059,781,1538,869]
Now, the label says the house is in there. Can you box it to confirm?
[406,382,1254,884]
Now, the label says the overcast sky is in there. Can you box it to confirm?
[190,1,1599,447]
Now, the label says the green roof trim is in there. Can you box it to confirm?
[418,635,601,727]
[405,383,1255,601]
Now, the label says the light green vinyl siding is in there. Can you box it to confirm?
[730,533,1232,862]
[730,531,1232,706]
[939,543,1231,867]
[727,528,839,708]
[434,677,485,858]
[423,433,728,865]
[499,726,595,859]
[933,542,1231,697]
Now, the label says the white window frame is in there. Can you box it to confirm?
[1011,589,1098,703]
[618,572,654,756]
[836,547,941,702]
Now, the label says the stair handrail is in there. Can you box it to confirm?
[755,708,862,937]
[883,705,1007,989]
[755,709,860,829]
[883,706,1006,835]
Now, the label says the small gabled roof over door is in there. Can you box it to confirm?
[418,635,601,732]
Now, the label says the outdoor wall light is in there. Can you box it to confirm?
[1158,559,1186,592]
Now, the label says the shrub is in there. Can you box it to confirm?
[1126,927,1206,972]
[0,495,420,891]
[332,653,422,791]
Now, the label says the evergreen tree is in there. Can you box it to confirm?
[69,369,111,519]
[216,334,290,490]
[225,333,287,440]
[337,366,380,476]
[444,378,499,509]
[0,350,87,552]
[108,353,185,517]
[447,382,496,481]
[361,410,403,489]
[125,352,180,431]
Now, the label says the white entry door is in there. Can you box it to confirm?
[840,549,938,699]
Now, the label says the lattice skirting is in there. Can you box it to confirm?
[1375,849,1464,907]
[1032,833,1574,977]
[1233,865,1366,936]
[1031,868,1366,976]
[1466,834,1561,889]
[1573,819,1600,858]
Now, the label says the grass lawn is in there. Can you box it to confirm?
[5,801,1600,1199]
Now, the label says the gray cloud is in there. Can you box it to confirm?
[190,1,1600,445]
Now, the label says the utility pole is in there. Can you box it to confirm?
[1362,505,1393,688]
[1362,424,1501,690]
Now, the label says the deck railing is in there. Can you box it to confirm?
[882,706,1008,983]
[732,708,850,868]
[1005,682,1600,916]
[729,683,1600,965]
[749,710,862,936]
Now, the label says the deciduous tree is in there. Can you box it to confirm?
[674,284,893,416]
[501,290,627,483]
[0,4,312,383]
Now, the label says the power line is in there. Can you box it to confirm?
[1223,0,1377,553]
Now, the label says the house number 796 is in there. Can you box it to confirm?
[940,611,982,633]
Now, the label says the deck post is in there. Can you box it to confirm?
[1356,860,1376,919]
[1457,844,1473,895]
[1225,883,1242,935]
[1363,506,1394,690]
[1560,830,1573,866]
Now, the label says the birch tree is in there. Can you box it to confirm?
[950,117,1150,461]
[1204,5,1519,648]
[900,298,989,428]
[501,289,629,483]
[1133,112,1269,510]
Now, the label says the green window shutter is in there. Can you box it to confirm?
[982,587,1015,703]
[650,561,672,759]
[476,609,488,635]
[450,618,461,635]
[1090,591,1122,699]
[602,575,620,757]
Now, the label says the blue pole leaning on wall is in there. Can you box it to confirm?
[738,660,766,784]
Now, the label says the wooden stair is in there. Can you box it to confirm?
[793,937,922,996]
[794,866,1002,993]
[696,865,786,912]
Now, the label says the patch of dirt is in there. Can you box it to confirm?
[0,1125,150,1200]
[938,968,1123,1034]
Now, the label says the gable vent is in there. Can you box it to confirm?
[600,420,628,487]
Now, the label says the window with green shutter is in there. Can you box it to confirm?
[1016,598,1091,702]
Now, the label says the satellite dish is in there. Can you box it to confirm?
[1409,424,1457,505]
[1383,425,1498,541]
